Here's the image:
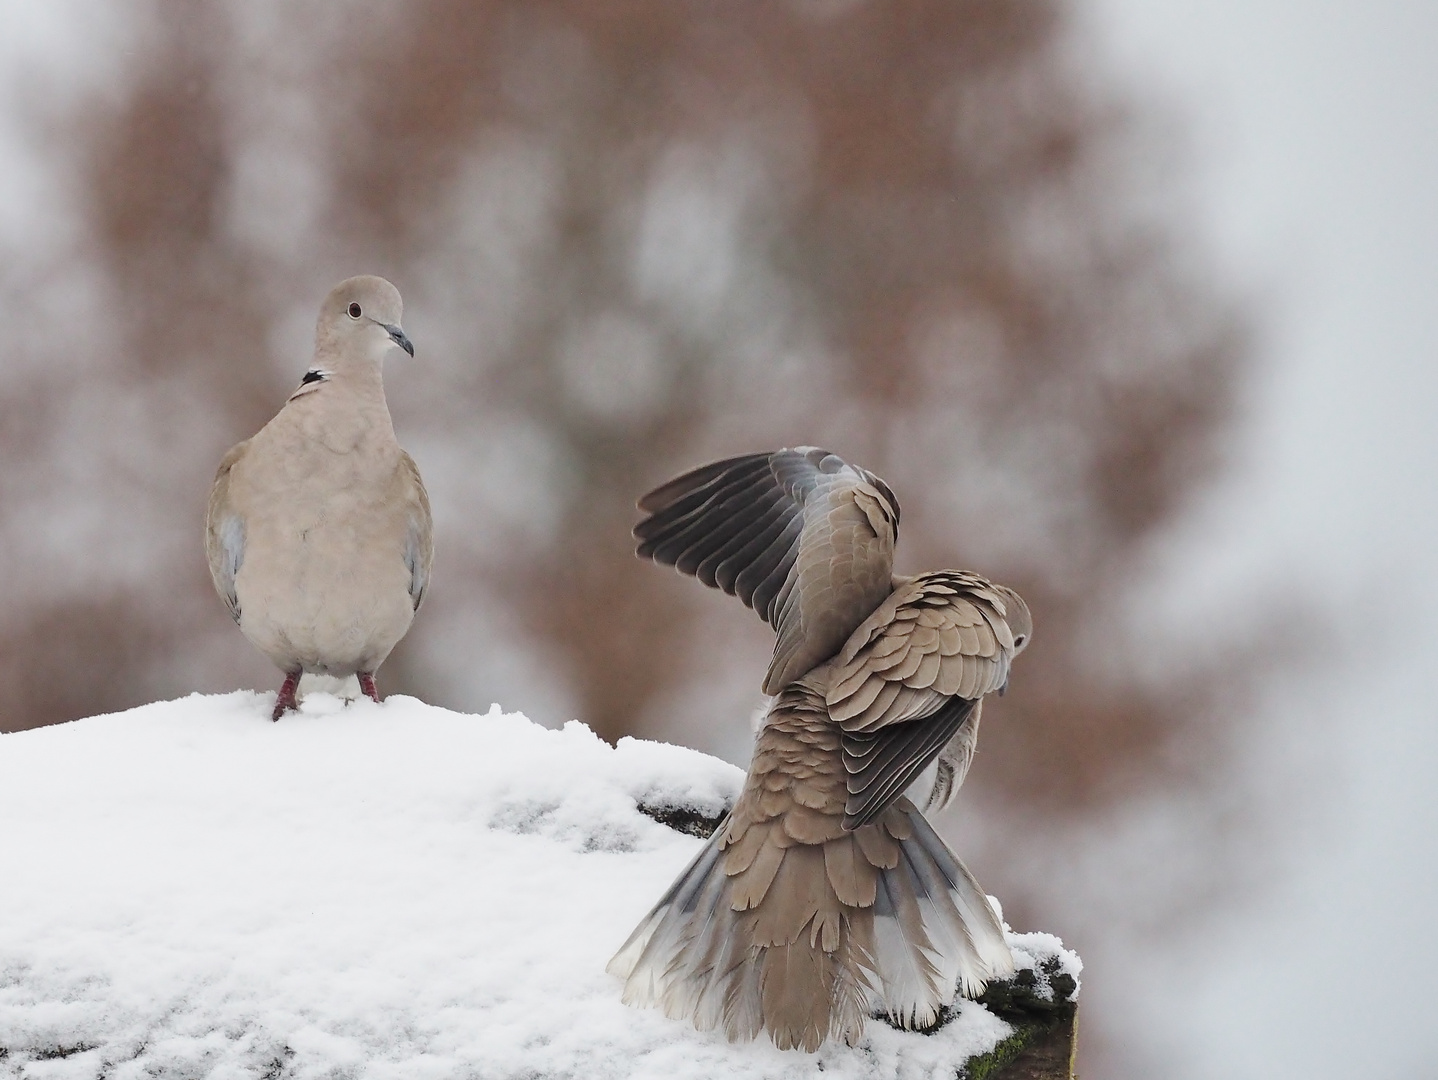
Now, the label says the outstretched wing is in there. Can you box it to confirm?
[204,440,250,623]
[635,447,901,692]
[825,572,1028,830]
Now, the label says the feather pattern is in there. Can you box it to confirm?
[826,572,1028,827]
[829,572,1025,734]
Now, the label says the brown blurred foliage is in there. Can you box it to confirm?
[0,0,1242,913]
[0,6,1252,1074]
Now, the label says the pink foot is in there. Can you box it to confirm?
[272,671,301,722]
[358,672,380,703]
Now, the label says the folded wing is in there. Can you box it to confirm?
[398,450,434,611]
[205,440,250,623]
[826,572,1026,830]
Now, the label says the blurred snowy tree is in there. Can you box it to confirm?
[0,0,1243,881]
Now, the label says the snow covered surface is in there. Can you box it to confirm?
[0,693,1079,1078]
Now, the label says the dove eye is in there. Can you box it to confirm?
[1013,635,1027,648]
[348,302,362,318]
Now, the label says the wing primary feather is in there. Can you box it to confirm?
[695,508,790,590]
[732,514,805,612]
[844,724,961,830]
[750,547,804,626]
[642,486,773,571]
[636,453,771,515]
[634,459,772,547]
[673,486,790,580]
[706,499,802,593]
[845,726,928,791]
[638,467,777,564]
[843,709,960,797]
[842,698,978,830]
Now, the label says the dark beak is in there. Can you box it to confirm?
[383,323,415,357]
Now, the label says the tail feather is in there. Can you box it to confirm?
[607,833,724,988]
[901,808,1014,990]
[677,872,742,1032]
[719,917,765,1042]
[611,797,1011,1049]
[612,680,1011,1049]
[870,865,945,1029]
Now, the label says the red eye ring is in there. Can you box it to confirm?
[348,302,362,318]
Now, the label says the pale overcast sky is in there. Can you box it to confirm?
[1081,2,1438,1076]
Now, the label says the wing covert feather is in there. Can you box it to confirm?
[828,572,1022,733]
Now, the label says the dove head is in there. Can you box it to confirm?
[314,275,414,369]
[998,587,1032,654]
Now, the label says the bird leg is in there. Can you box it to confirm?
[358,672,380,703]
[272,671,301,722]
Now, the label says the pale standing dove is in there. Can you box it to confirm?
[205,276,432,721]
[608,447,1031,1051]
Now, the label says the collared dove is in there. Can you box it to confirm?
[205,276,432,721]
[608,447,1031,1051]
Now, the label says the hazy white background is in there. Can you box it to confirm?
[1081,2,1438,1076]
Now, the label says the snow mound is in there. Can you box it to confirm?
[0,693,1075,1078]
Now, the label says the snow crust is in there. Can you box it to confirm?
[0,693,1073,1078]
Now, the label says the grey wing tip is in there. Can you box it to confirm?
[633,451,781,559]
[636,452,774,513]
[840,805,881,832]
